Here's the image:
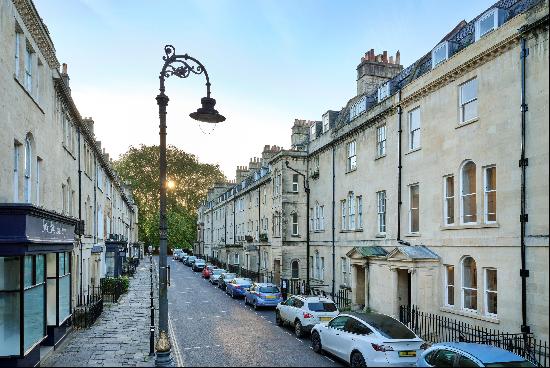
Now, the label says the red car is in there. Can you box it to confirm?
[202,265,217,278]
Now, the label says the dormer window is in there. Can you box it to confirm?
[377,82,391,102]
[322,113,330,133]
[475,8,507,41]
[349,96,367,122]
[431,42,449,69]
[310,124,316,141]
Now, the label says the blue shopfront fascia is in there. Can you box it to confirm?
[0,203,76,367]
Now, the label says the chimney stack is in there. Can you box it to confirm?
[61,63,70,90]
[396,50,401,65]
[356,48,403,96]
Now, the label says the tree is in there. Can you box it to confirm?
[113,144,225,249]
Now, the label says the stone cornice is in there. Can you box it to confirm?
[12,0,59,69]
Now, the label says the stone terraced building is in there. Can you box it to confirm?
[197,0,549,343]
[0,0,140,366]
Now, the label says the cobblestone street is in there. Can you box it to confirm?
[42,257,158,367]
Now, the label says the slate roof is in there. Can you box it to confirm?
[332,0,543,133]
[351,246,388,257]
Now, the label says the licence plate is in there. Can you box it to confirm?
[320,317,332,322]
[398,351,416,357]
[266,295,276,299]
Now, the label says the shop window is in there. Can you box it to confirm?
[0,256,21,356]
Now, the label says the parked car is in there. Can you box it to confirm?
[192,259,206,272]
[225,277,253,298]
[172,249,182,259]
[180,255,189,263]
[310,312,427,367]
[209,269,226,284]
[184,256,196,266]
[217,273,236,290]
[276,295,339,338]
[202,265,217,278]
[244,283,282,310]
[416,342,535,367]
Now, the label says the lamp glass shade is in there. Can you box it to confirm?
[189,97,225,123]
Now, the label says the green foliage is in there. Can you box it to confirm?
[113,144,225,248]
[101,277,129,294]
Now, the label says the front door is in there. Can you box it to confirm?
[397,269,411,314]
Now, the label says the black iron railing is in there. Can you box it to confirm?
[73,285,104,329]
[399,305,549,367]
[100,277,124,303]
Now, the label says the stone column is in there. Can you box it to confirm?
[351,264,358,305]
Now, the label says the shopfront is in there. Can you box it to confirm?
[104,239,127,278]
[0,204,76,367]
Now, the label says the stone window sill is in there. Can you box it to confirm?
[404,232,421,237]
[340,229,363,233]
[375,233,386,238]
[345,168,357,174]
[441,223,500,230]
[405,147,421,155]
[440,306,500,324]
[456,117,479,129]
[375,154,386,161]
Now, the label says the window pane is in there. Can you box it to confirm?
[487,191,497,222]
[447,266,454,285]
[59,275,71,322]
[463,162,476,195]
[446,198,455,224]
[0,292,20,355]
[446,176,454,197]
[486,167,496,191]
[486,269,497,291]
[58,253,64,275]
[463,100,478,121]
[409,109,420,130]
[464,289,477,310]
[487,291,497,315]
[24,285,45,351]
[461,79,478,103]
[24,256,33,288]
[480,15,494,36]
[463,258,477,288]
[411,209,419,232]
[447,286,455,306]
[411,186,419,208]
[0,256,20,290]
[463,194,477,223]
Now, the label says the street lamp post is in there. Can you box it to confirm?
[155,45,225,367]
[285,161,310,295]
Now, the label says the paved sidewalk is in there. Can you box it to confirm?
[42,257,158,367]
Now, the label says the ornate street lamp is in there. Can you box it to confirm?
[155,45,225,366]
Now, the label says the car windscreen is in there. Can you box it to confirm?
[223,274,236,279]
[212,270,225,275]
[188,257,196,260]
[259,286,280,293]
[308,302,337,312]
[364,314,416,339]
[195,261,205,265]
[235,279,252,285]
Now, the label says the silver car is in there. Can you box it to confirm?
[209,268,226,284]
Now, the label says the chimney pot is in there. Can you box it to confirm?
[383,51,388,63]
[389,56,394,64]
[62,63,67,74]
[396,50,401,65]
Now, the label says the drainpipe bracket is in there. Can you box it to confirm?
[519,158,529,167]
[520,214,529,223]
[520,269,530,278]
[521,103,529,112]
[521,325,531,334]
[520,48,529,59]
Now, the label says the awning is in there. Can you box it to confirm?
[347,246,388,258]
[387,244,440,260]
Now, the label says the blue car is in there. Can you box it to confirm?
[225,278,253,299]
[244,283,282,310]
[417,342,535,367]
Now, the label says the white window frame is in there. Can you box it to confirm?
[24,45,33,92]
[484,166,497,224]
[322,114,330,133]
[24,137,32,203]
[357,196,363,229]
[408,107,421,151]
[461,257,478,313]
[292,174,299,193]
[409,184,419,233]
[459,78,478,123]
[347,141,357,172]
[460,161,477,225]
[15,31,21,77]
[13,143,20,202]
[445,265,455,307]
[310,124,317,141]
[475,8,501,41]
[291,213,298,236]
[348,193,355,230]
[376,125,386,157]
[484,268,498,317]
[377,191,386,234]
[444,175,455,226]
[431,41,449,68]
[341,200,346,230]
[377,82,391,102]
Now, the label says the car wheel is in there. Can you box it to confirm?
[311,331,323,354]
[253,300,258,310]
[350,351,366,368]
[294,320,304,338]
[275,311,284,326]
[231,290,235,299]
[244,297,249,306]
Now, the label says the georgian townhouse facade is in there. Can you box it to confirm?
[198,0,548,342]
[0,0,139,366]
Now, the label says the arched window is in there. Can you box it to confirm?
[461,161,477,224]
[462,256,477,311]
[291,260,299,279]
[291,213,298,236]
[24,136,32,202]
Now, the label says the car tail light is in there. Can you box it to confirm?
[420,342,431,350]
[371,344,394,352]
[235,285,241,289]
[303,312,313,319]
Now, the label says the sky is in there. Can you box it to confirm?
[34,0,495,179]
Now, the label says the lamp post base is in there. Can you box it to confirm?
[155,349,173,367]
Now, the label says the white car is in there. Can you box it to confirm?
[311,312,427,367]
[276,295,339,338]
